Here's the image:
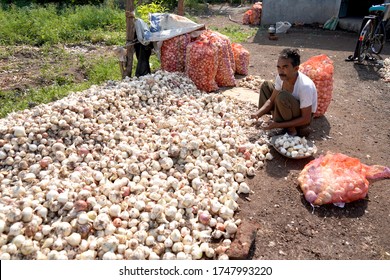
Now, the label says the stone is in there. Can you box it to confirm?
[226,219,260,259]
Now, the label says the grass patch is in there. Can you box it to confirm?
[0,55,121,118]
[0,51,161,119]
[86,56,122,84]
[0,4,126,46]
[0,3,168,46]
[210,25,258,43]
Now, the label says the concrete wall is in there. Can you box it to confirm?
[262,0,342,25]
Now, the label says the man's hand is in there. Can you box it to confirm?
[250,112,259,119]
[261,120,278,130]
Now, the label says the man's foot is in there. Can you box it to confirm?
[297,127,311,137]
[286,127,297,136]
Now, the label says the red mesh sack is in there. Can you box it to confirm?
[243,10,252,25]
[214,31,235,73]
[299,54,334,117]
[231,43,250,75]
[298,152,390,206]
[161,34,191,73]
[185,39,218,92]
[250,2,262,25]
[201,30,236,87]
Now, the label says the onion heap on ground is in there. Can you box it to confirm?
[379,57,390,82]
[237,75,264,92]
[0,71,272,260]
[299,54,334,117]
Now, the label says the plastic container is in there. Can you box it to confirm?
[275,22,291,34]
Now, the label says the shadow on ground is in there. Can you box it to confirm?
[299,189,368,218]
[353,61,384,81]
[253,26,390,56]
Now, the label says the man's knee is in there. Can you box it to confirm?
[275,90,291,106]
[260,80,274,93]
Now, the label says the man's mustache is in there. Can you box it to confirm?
[279,74,286,77]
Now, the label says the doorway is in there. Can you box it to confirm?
[339,0,384,18]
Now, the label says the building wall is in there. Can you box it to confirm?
[262,0,342,25]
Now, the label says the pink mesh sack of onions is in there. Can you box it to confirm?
[243,10,252,25]
[298,152,390,206]
[185,39,218,92]
[161,34,191,73]
[232,43,250,75]
[299,54,334,117]
[250,2,262,25]
[201,30,236,87]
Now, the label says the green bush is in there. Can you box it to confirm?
[0,3,125,45]
[0,0,106,7]
[136,1,167,24]
[0,1,175,46]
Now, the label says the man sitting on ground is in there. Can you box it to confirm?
[251,48,317,136]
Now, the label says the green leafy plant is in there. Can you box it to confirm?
[135,1,167,24]
[0,4,125,45]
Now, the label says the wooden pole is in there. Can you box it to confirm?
[178,0,185,16]
[124,0,136,78]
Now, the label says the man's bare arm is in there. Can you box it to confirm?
[251,89,278,119]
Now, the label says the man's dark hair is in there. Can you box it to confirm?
[279,48,300,67]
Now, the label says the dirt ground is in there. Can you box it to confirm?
[195,5,390,260]
[1,4,389,260]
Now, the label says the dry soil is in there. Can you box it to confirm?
[195,4,390,260]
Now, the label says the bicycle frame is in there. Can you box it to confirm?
[347,3,389,62]
[358,15,376,43]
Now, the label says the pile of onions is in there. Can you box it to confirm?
[379,57,390,82]
[299,54,334,117]
[238,75,264,91]
[185,39,219,92]
[161,34,191,73]
[0,71,273,260]
[232,43,250,76]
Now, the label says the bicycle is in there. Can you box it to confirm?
[346,3,390,63]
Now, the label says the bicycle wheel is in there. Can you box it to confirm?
[371,22,386,54]
[356,20,373,63]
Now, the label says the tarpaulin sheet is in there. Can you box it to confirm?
[135,13,205,45]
